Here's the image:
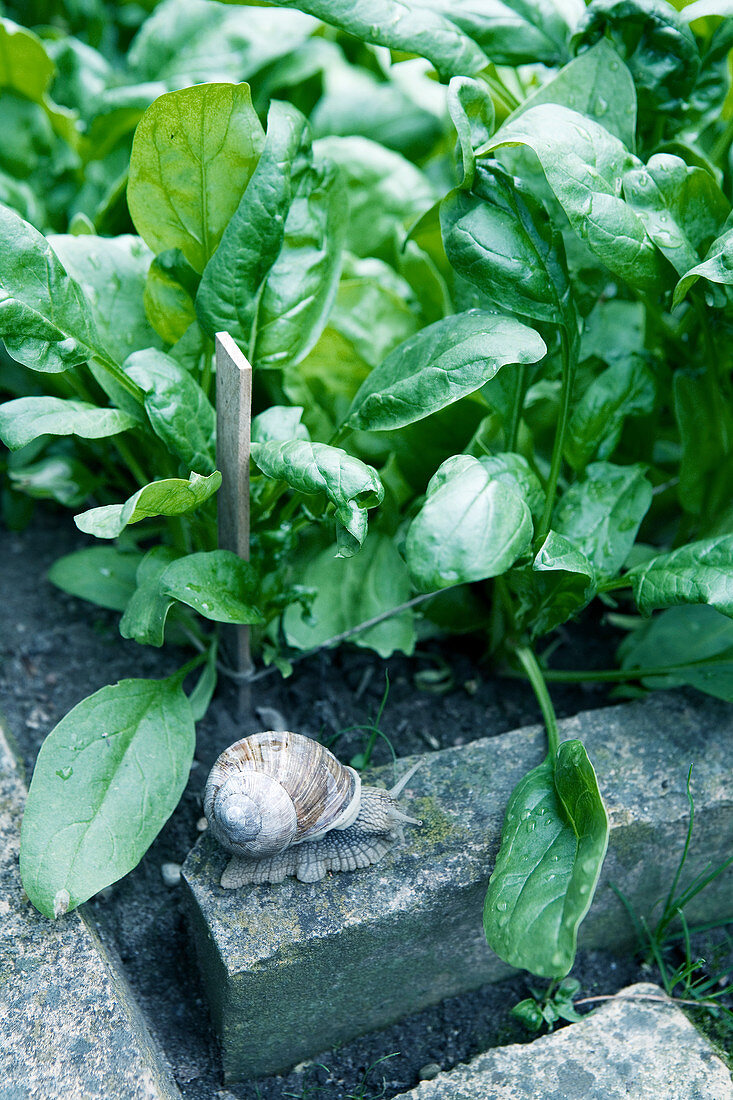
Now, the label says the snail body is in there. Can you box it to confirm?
[204,731,420,887]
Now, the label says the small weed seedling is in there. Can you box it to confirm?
[511,977,584,1034]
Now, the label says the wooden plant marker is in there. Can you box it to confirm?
[215,332,254,709]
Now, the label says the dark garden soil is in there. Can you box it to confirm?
[2,512,727,1099]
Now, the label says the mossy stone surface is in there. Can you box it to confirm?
[182,693,733,1082]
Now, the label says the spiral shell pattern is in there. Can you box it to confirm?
[204,731,360,858]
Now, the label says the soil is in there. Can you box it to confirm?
[2,512,730,1099]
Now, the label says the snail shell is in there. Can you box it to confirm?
[203,731,420,887]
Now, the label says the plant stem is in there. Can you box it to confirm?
[537,328,575,543]
[515,645,560,756]
[227,589,447,684]
[507,362,528,452]
[711,115,733,164]
[503,656,733,684]
[112,435,148,487]
[480,71,520,111]
[92,354,145,406]
[200,350,214,402]
[573,993,728,1010]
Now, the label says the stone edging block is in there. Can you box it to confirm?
[393,982,733,1099]
[0,719,182,1100]
[182,692,733,1082]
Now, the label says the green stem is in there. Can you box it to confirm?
[278,492,303,525]
[515,645,560,757]
[537,328,576,543]
[328,424,348,448]
[505,656,733,684]
[200,350,214,402]
[711,115,733,165]
[112,435,148,488]
[481,71,521,111]
[174,650,209,681]
[91,355,145,406]
[169,515,193,554]
[242,589,448,684]
[507,362,528,452]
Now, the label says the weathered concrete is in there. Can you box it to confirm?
[392,983,733,1099]
[182,692,733,1082]
[0,720,182,1100]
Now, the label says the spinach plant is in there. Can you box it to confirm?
[2,0,733,996]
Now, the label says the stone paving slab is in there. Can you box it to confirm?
[0,719,182,1100]
[182,692,733,1082]
[393,982,733,1099]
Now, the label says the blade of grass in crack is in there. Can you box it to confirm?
[481,105,666,294]
[0,397,139,451]
[441,162,577,331]
[405,454,534,591]
[345,310,546,433]
[250,440,383,555]
[484,740,608,978]
[621,534,733,617]
[264,0,487,79]
[127,83,264,274]
[196,100,309,349]
[74,470,221,538]
[0,203,106,372]
[125,348,215,473]
[20,671,195,918]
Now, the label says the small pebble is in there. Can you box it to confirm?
[256,705,288,731]
[161,862,182,887]
[419,1063,441,1081]
[196,816,209,832]
[292,1060,314,1074]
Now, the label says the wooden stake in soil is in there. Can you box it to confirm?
[215,332,254,696]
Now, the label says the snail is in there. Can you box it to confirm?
[203,731,421,887]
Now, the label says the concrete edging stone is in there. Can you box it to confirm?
[182,692,733,1082]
